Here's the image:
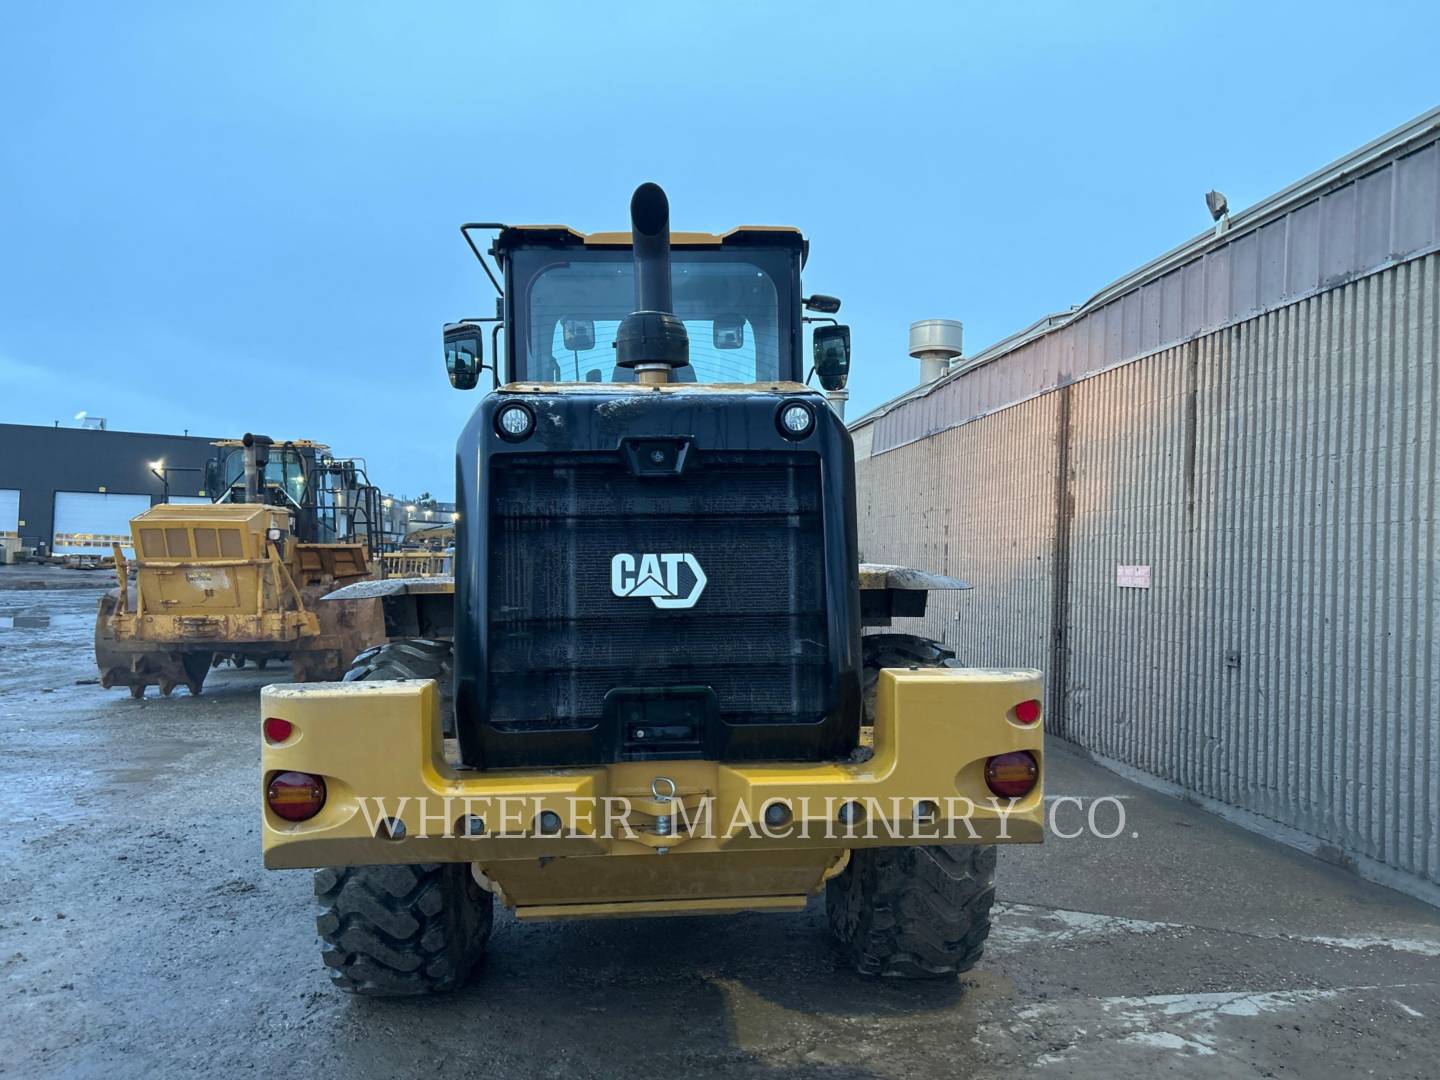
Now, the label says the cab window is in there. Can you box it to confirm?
[510,247,798,383]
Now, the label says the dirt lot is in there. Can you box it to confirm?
[3,568,1439,1078]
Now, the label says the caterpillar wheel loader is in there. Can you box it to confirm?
[261,184,1044,993]
[96,435,386,698]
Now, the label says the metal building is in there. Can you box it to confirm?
[0,423,218,559]
[850,107,1440,905]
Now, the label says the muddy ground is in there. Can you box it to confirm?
[2,567,1438,1078]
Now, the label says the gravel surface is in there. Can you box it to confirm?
[3,572,1438,1078]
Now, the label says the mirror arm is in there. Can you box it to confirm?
[460,223,507,297]
[490,323,504,388]
[803,316,838,327]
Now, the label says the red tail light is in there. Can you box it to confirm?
[1013,699,1042,725]
[985,751,1038,799]
[266,771,326,822]
[263,717,293,744]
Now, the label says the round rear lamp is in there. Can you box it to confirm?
[263,717,293,744]
[777,401,815,439]
[495,403,535,440]
[985,751,1038,799]
[266,771,327,822]
[1013,699,1042,725]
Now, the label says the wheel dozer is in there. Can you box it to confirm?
[261,184,1044,993]
[96,435,386,697]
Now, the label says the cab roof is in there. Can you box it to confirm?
[493,223,808,266]
[211,439,329,451]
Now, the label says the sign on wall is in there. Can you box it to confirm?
[1117,564,1152,589]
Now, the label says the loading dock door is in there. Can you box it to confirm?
[52,492,152,558]
[0,489,18,537]
[1,489,18,561]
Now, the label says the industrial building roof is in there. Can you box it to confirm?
[852,105,1440,455]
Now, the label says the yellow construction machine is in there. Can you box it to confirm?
[380,522,453,578]
[96,434,385,697]
[261,185,1043,994]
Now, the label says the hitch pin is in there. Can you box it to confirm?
[651,776,677,852]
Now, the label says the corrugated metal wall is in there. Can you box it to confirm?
[856,394,1061,714]
[854,251,1440,901]
[1184,257,1438,884]
[1065,342,1195,774]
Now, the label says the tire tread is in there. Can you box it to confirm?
[314,863,491,996]
[835,633,995,979]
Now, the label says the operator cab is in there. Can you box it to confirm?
[211,441,313,510]
[444,219,850,392]
[206,437,381,551]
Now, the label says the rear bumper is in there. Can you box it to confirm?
[260,667,1045,870]
[109,610,320,645]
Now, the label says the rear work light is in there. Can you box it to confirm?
[266,771,326,822]
[985,751,1039,799]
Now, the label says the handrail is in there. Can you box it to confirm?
[267,542,309,617]
[111,543,129,615]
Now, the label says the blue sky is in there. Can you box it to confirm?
[2,1,1436,496]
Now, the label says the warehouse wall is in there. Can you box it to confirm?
[0,424,217,552]
[855,252,1440,902]
[856,393,1060,714]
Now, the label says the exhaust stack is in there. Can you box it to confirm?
[615,182,689,385]
[241,432,273,504]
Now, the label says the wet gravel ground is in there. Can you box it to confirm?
[3,567,1439,1078]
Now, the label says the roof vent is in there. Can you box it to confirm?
[908,319,963,386]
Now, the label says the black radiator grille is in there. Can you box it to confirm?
[487,451,828,738]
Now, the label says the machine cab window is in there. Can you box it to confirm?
[500,236,805,385]
[216,446,308,507]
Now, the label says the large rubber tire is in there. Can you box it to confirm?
[841,633,995,978]
[344,638,454,735]
[826,844,997,978]
[315,863,492,995]
[861,632,958,724]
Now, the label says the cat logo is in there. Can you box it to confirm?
[610,553,707,609]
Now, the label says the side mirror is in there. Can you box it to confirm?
[562,317,595,351]
[813,325,851,390]
[443,323,483,390]
[713,314,745,350]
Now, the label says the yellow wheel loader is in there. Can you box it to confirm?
[261,185,1044,993]
[96,435,386,697]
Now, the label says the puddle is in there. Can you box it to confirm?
[0,615,51,629]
